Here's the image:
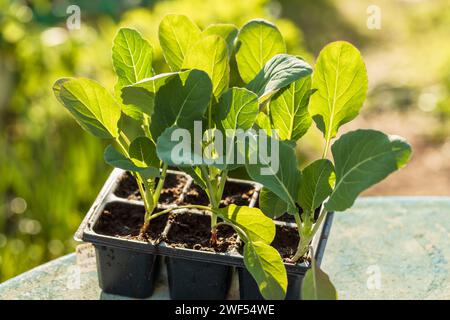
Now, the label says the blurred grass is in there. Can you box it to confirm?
[0,0,308,281]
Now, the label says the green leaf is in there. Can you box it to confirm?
[245,137,300,214]
[53,78,121,139]
[112,28,153,88]
[268,76,313,141]
[247,54,313,103]
[259,187,287,219]
[120,72,180,122]
[235,19,286,83]
[215,88,259,131]
[255,112,272,133]
[298,159,335,214]
[219,205,275,243]
[112,28,154,120]
[212,88,259,170]
[103,145,159,178]
[203,23,238,56]
[183,35,229,99]
[326,129,411,211]
[243,241,287,300]
[150,70,212,139]
[309,41,368,140]
[129,136,160,168]
[159,14,202,71]
[302,258,337,300]
[124,72,180,93]
[156,126,203,167]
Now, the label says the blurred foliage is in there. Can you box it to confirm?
[0,0,308,281]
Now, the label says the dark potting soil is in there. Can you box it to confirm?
[114,172,187,204]
[271,225,300,261]
[94,202,168,242]
[182,181,255,207]
[165,212,238,253]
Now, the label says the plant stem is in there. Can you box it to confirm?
[153,163,168,204]
[148,204,215,221]
[142,115,152,139]
[322,138,330,159]
[119,131,131,146]
[291,205,328,262]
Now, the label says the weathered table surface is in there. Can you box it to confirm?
[1,197,449,300]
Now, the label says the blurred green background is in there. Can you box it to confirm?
[0,0,449,282]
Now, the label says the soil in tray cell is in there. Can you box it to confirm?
[165,212,238,253]
[94,202,168,242]
[114,172,187,204]
[182,181,256,207]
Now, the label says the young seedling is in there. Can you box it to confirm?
[53,28,172,239]
[245,41,412,299]
[152,15,315,299]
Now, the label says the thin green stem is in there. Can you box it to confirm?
[120,131,131,146]
[217,170,228,201]
[322,138,330,159]
[153,163,168,204]
[142,115,152,140]
[148,204,215,221]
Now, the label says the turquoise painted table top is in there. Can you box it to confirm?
[1,197,449,300]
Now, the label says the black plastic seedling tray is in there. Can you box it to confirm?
[75,168,334,299]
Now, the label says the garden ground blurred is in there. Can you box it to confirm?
[0,0,449,281]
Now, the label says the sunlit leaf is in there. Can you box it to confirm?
[309,41,368,141]
[247,54,312,103]
[302,258,337,300]
[235,19,286,83]
[183,35,229,99]
[159,14,202,71]
[326,129,411,211]
[53,78,121,139]
[244,241,287,300]
[268,76,313,141]
[297,159,334,214]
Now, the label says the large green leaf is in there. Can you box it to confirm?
[297,159,335,214]
[183,35,229,99]
[245,137,300,214]
[129,136,160,168]
[326,129,411,211]
[243,241,287,300]
[203,23,238,56]
[235,19,286,83]
[213,88,259,170]
[268,76,313,141]
[112,28,153,88]
[302,258,337,300]
[215,88,259,131]
[112,28,154,120]
[259,187,287,219]
[156,126,203,167]
[103,145,159,178]
[247,54,312,103]
[219,205,275,243]
[53,78,121,139]
[255,112,272,133]
[120,72,179,122]
[309,41,368,141]
[150,70,212,139]
[158,14,202,71]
